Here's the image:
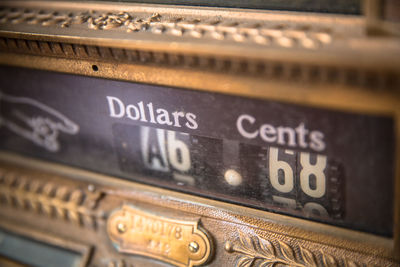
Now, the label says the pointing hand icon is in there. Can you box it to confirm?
[0,91,79,152]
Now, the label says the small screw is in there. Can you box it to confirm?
[88,184,95,192]
[188,241,199,253]
[117,223,127,234]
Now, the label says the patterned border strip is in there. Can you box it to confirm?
[0,36,398,92]
[225,231,373,267]
[0,6,335,50]
[0,167,104,229]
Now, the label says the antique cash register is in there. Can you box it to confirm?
[0,0,399,266]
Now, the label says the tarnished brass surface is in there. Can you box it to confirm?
[0,0,399,266]
[0,152,398,266]
[108,205,212,267]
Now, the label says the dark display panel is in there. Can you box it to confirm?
[114,125,345,221]
[0,66,394,236]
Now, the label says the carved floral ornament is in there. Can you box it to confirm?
[225,231,371,267]
[0,6,332,49]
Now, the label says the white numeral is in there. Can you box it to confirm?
[141,127,169,172]
[269,147,294,193]
[268,147,327,201]
[300,153,326,198]
[167,131,191,172]
[141,128,191,175]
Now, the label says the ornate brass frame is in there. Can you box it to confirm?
[0,0,399,266]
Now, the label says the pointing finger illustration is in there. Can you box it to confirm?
[0,91,79,152]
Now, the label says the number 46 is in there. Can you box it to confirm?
[141,128,191,173]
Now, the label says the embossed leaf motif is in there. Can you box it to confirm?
[70,189,84,205]
[0,172,103,229]
[55,186,69,200]
[258,238,275,258]
[237,256,255,267]
[300,247,317,266]
[43,183,55,197]
[239,231,255,252]
[227,231,371,267]
[322,252,338,267]
[68,210,80,224]
[278,241,296,262]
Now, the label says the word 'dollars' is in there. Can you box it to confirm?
[236,114,326,152]
[107,96,198,130]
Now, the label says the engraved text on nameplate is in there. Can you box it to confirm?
[107,205,212,267]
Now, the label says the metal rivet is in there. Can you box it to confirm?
[188,241,199,253]
[117,223,126,234]
[224,241,234,252]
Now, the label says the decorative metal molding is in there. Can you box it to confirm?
[0,167,104,229]
[0,154,397,266]
[224,231,371,267]
[0,6,334,50]
[0,36,398,92]
[0,2,398,94]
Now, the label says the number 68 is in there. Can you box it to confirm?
[269,147,327,198]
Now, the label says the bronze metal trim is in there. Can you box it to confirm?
[0,152,397,263]
[0,0,399,263]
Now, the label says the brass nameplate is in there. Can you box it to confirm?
[107,205,212,267]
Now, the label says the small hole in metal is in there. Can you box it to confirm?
[92,65,99,71]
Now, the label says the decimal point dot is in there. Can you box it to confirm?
[224,169,242,186]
